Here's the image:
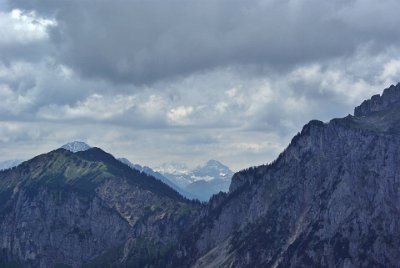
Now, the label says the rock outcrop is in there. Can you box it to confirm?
[354,83,400,116]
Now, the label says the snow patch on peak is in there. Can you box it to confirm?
[192,159,234,181]
[61,141,91,153]
[204,159,230,170]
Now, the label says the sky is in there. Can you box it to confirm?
[1,0,400,171]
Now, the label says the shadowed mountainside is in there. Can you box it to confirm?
[0,147,202,267]
[170,83,400,267]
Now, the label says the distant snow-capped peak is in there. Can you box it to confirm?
[191,159,234,181]
[155,159,234,184]
[61,141,91,153]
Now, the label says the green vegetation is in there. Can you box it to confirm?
[75,148,187,201]
[0,147,190,208]
[0,149,108,197]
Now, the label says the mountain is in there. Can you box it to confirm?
[0,142,91,171]
[120,158,233,201]
[185,178,230,202]
[0,147,201,267]
[2,83,400,267]
[155,162,193,187]
[118,157,169,183]
[185,160,234,201]
[118,158,197,200]
[170,83,400,267]
[0,141,89,172]
[156,160,234,201]
[0,159,24,171]
[61,141,91,153]
[191,160,234,181]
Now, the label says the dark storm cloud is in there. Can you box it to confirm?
[10,0,400,84]
[0,42,48,64]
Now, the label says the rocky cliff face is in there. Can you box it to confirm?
[171,84,400,267]
[354,83,400,117]
[0,188,130,267]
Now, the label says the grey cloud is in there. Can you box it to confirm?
[0,8,56,64]
[0,43,49,64]
[9,0,400,85]
[2,0,400,170]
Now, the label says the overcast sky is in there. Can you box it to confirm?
[1,0,400,170]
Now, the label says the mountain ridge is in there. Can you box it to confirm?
[0,159,24,171]
[170,83,400,267]
[354,82,400,116]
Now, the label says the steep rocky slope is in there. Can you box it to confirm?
[0,148,201,267]
[171,84,400,267]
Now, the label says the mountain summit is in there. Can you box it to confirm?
[61,141,91,153]
[191,159,234,181]
[156,160,234,201]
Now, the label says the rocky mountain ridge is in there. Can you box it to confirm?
[354,83,400,116]
[171,83,400,267]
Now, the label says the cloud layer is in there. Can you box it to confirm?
[1,0,400,170]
